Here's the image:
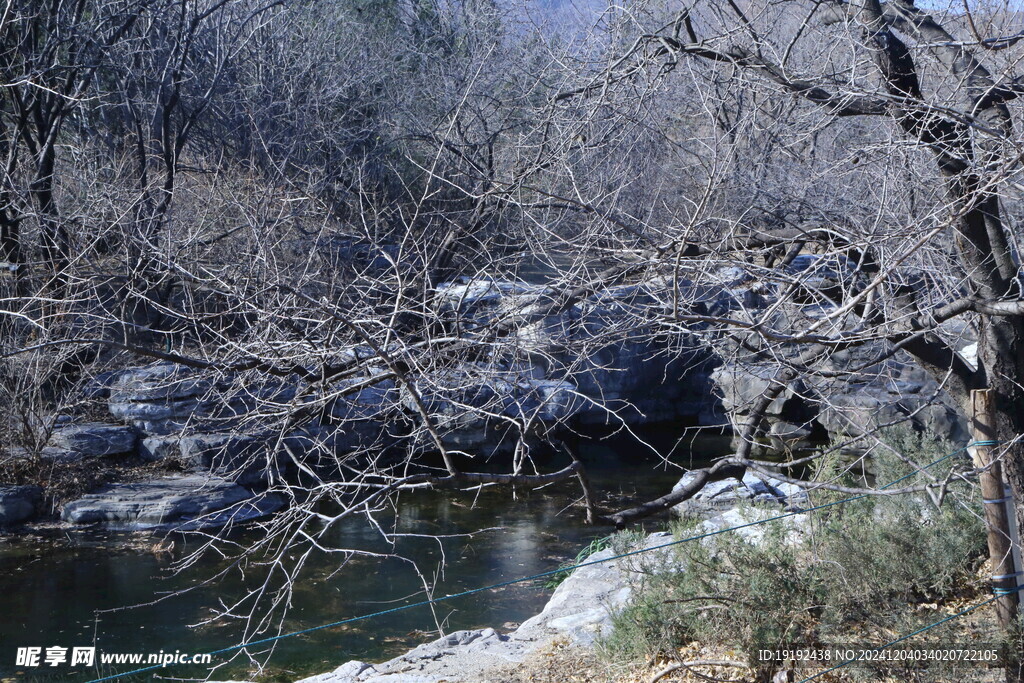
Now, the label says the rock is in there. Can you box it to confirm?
[105,364,223,434]
[81,370,124,400]
[711,363,808,419]
[61,475,283,530]
[432,276,722,431]
[673,470,809,515]
[306,661,376,682]
[518,532,680,645]
[764,477,810,509]
[281,423,391,466]
[961,342,978,371]
[713,265,753,287]
[0,485,43,525]
[712,336,970,454]
[146,423,386,481]
[435,277,543,330]
[700,506,809,545]
[108,396,207,435]
[177,433,269,484]
[329,381,398,421]
[769,421,812,441]
[107,367,305,436]
[139,435,179,462]
[1,445,82,463]
[817,388,967,444]
[784,253,858,301]
[673,474,748,512]
[299,629,520,682]
[48,422,137,458]
[108,363,212,402]
[518,281,718,426]
[405,369,582,453]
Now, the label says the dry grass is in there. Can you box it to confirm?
[480,592,1007,683]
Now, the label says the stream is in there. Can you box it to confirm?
[0,430,733,682]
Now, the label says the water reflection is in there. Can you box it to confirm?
[0,433,728,681]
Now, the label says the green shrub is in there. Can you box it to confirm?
[601,434,989,681]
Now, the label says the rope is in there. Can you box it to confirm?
[82,440,995,683]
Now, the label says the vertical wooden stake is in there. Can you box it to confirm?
[971,389,1021,631]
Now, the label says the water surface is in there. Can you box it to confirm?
[0,431,731,682]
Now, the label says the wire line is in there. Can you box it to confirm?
[82,440,995,683]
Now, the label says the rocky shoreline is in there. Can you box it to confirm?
[215,498,809,683]
[0,266,974,535]
[0,268,980,683]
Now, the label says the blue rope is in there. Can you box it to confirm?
[82,440,994,682]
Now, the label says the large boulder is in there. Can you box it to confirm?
[175,433,280,486]
[712,338,969,452]
[432,276,728,430]
[404,370,581,452]
[108,363,212,402]
[81,369,125,400]
[511,280,721,426]
[712,363,808,419]
[141,421,393,483]
[106,364,300,435]
[48,422,137,458]
[817,387,966,444]
[108,396,208,435]
[329,381,399,422]
[0,485,43,525]
[61,475,283,530]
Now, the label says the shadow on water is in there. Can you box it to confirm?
[0,429,733,682]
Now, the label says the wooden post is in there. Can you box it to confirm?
[970,389,1021,631]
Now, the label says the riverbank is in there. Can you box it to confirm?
[291,531,684,683]
[281,483,1001,683]
[286,500,811,683]
[0,446,697,682]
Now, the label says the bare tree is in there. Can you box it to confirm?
[6,0,1024,678]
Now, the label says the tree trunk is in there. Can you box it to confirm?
[980,324,1024,682]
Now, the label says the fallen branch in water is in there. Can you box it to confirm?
[600,458,745,528]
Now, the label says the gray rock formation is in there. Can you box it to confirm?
[515,281,721,426]
[404,369,581,452]
[434,277,723,433]
[698,506,810,545]
[711,339,970,451]
[105,363,298,435]
[108,395,208,435]
[673,470,809,514]
[0,485,43,525]
[61,475,283,530]
[48,422,137,458]
[108,363,213,402]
